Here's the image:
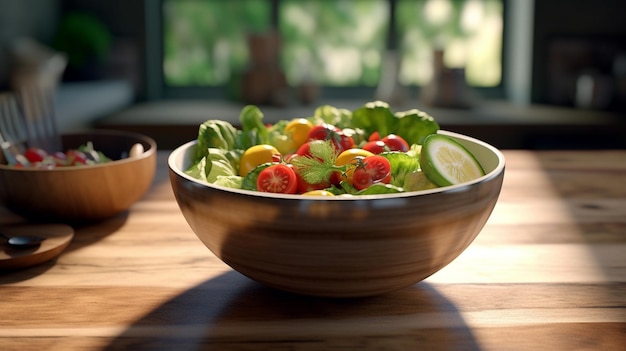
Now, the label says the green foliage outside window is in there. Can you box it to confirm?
[279,0,388,87]
[163,0,271,86]
[163,0,502,89]
[397,0,503,87]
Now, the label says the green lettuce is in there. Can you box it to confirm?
[402,171,438,192]
[352,100,439,145]
[355,183,404,195]
[239,105,270,148]
[185,147,238,184]
[308,104,353,129]
[380,151,420,187]
[214,175,243,189]
[196,120,239,160]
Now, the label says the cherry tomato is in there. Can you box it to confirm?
[352,155,392,190]
[368,131,381,142]
[336,130,355,152]
[296,171,331,194]
[307,123,354,153]
[284,118,314,150]
[24,147,48,163]
[335,148,374,166]
[307,123,337,141]
[286,155,331,193]
[271,134,296,155]
[382,134,410,152]
[362,140,388,154]
[239,144,281,177]
[256,164,298,194]
[295,139,327,158]
[66,150,88,166]
[334,148,374,185]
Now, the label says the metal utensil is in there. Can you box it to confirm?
[0,92,30,166]
[10,38,67,153]
[0,231,45,249]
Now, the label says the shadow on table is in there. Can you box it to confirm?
[103,271,479,351]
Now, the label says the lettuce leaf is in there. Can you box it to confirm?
[380,151,420,187]
[185,148,238,184]
[238,105,270,149]
[402,171,438,192]
[355,183,404,195]
[214,175,243,189]
[196,120,239,161]
[352,100,439,145]
[308,104,353,129]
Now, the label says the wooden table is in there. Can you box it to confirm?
[1,150,625,350]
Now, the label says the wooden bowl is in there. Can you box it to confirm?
[168,131,505,297]
[0,130,157,223]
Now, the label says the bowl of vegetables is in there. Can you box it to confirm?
[0,130,157,223]
[168,101,505,297]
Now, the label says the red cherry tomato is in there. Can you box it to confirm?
[307,123,337,141]
[362,140,388,154]
[336,130,355,152]
[368,131,381,142]
[287,154,331,193]
[296,140,327,158]
[307,123,353,152]
[381,134,410,152]
[352,155,392,190]
[256,164,298,194]
[24,147,48,163]
[295,171,331,194]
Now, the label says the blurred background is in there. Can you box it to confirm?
[1,0,625,148]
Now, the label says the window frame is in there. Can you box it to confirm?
[145,0,508,101]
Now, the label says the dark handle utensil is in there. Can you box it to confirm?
[0,231,45,248]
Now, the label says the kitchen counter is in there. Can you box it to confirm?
[95,99,626,150]
[1,150,625,350]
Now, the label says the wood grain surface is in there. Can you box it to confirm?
[0,223,74,270]
[1,150,625,351]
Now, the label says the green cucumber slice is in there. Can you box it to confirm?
[420,134,485,186]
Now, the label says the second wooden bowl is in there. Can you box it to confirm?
[0,130,157,223]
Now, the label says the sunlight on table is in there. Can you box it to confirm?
[428,153,607,284]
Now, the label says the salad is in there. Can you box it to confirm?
[12,142,112,169]
[185,100,485,196]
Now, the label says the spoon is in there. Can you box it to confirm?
[0,231,45,248]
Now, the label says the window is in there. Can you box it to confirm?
[157,0,504,99]
[163,0,272,86]
[397,0,503,87]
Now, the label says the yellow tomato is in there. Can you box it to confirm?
[271,134,294,155]
[239,144,280,177]
[302,190,335,196]
[335,148,374,166]
[334,148,374,184]
[284,118,314,150]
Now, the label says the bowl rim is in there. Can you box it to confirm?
[0,129,157,172]
[168,130,505,200]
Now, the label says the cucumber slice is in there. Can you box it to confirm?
[420,134,485,186]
